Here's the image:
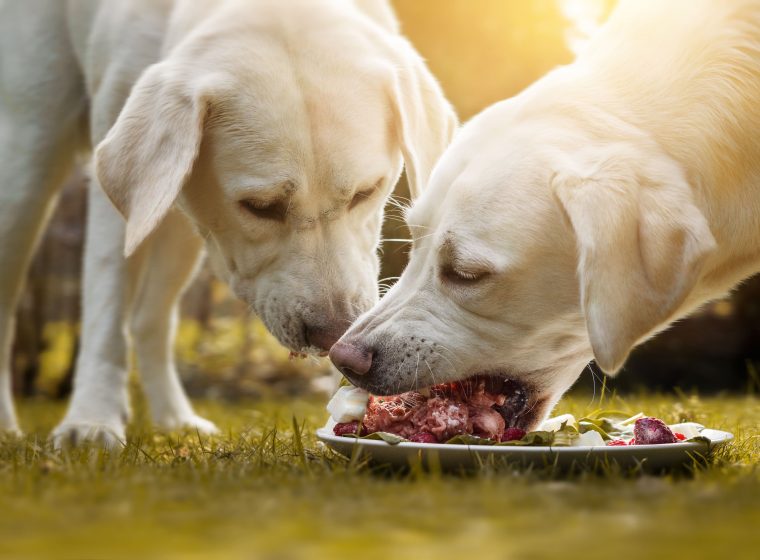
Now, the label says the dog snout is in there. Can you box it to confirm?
[329,339,373,378]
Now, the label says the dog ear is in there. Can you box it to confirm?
[94,61,212,257]
[390,43,457,199]
[553,159,716,374]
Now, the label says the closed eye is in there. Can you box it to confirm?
[349,180,383,210]
[238,198,288,222]
[440,264,492,285]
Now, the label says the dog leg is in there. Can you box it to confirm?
[50,185,145,449]
[130,211,218,434]
[0,137,80,434]
[0,134,72,434]
[0,5,85,433]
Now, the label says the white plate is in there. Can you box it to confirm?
[317,426,734,470]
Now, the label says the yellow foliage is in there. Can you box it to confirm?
[37,322,78,395]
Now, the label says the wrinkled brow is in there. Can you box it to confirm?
[439,234,458,261]
[229,180,297,200]
[439,233,496,270]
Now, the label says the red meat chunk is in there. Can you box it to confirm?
[335,376,528,443]
[410,398,470,441]
[408,432,438,443]
[501,427,527,442]
[333,421,359,437]
[633,417,678,444]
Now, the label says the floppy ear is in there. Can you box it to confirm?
[553,160,716,374]
[390,46,457,199]
[94,61,210,257]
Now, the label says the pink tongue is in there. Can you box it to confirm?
[469,406,505,439]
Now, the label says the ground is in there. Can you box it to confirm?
[0,391,758,560]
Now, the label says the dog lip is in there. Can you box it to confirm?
[509,394,549,431]
[465,371,532,428]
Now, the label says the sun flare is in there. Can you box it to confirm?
[559,0,608,55]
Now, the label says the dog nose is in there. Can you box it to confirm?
[329,339,373,377]
[305,324,344,353]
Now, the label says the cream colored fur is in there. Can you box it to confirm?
[0,0,455,445]
[333,0,760,428]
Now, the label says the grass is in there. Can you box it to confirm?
[0,391,758,560]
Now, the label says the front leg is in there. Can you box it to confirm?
[130,211,218,435]
[51,186,143,448]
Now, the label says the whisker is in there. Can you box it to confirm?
[412,231,437,242]
[388,194,411,205]
[423,358,438,387]
[432,349,459,376]
[413,352,421,391]
[431,343,463,367]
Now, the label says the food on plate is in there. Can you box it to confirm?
[408,432,438,443]
[326,386,370,423]
[326,381,707,447]
[500,427,527,442]
[333,421,362,437]
[574,430,606,447]
[633,417,678,444]
[327,376,528,443]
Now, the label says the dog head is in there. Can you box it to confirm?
[94,2,456,353]
[331,92,715,428]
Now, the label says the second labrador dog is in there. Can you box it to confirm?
[330,0,760,429]
[0,0,455,445]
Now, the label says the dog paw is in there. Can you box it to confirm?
[0,425,23,438]
[155,413,220,435]
[0,408,22,437]
[51,420,126,450]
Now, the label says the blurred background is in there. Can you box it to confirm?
[11,0,760,404]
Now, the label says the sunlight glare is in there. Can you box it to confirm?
[558,0,607,55]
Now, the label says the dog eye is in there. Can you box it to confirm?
[440,264,491,285]
[239,199,287,222]
[349,181,382,210]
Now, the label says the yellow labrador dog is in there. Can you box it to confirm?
[331,0,760,429]
[0,0,455,445]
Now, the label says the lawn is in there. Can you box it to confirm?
[0,391,757,560]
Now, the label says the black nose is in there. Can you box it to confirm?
[329,339,373,377]
[304,324,345,353]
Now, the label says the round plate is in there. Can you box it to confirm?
[316,426,734,470]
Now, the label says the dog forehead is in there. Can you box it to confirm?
[207,77,396,197]
[408,163,558,272]
[183,9,401,193]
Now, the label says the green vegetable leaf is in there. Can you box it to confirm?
[356,432,406,445]
[444,435,497,446]
[496,431,559,446]
[578,419,615,439]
